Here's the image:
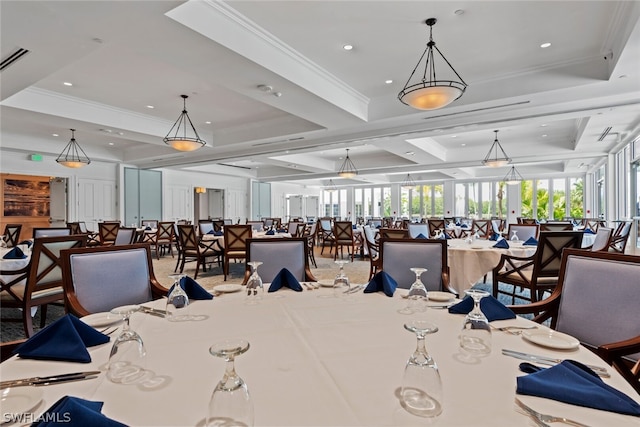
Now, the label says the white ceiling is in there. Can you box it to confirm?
[1,0,640,189]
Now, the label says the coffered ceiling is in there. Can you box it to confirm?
[1,1,639,189]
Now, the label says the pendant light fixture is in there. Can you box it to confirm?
[401,174,417,189]
[56,129,91,168]
[503,165,524,185]
[482,130,512,167]
[325,179,338,192]
[398,18,467,110]
[337,149,358,178]
[163,94,206,152]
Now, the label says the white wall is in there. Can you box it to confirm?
[269,182,321,220]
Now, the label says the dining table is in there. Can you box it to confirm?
[0,246,31,285]
[1,286,638,426]
[201,230,292,248]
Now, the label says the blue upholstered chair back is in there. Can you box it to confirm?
[247,239,306,283]
[381,240,445,290]
[114,227,136,245]
[363,226,378,257]
[507,224,539,241]
[590,227,612,251]
[199,222,214,235]
[407,224,429,239]
[33,228,71,239]
[555,251,640,360]
[67,247,153,314]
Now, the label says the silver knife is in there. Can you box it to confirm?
[501,349,609,377]
[140,306,167,317]
[0,370,101,389]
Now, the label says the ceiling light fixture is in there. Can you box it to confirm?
[195,187,206,194]
[163,94,206,152]
[398,18,467,110]
[482,130,511,167]
[503,165,524,185]
[325,179,338,192]
[401,174,416,189]
[56,128,91,168]
[337,149,358,178]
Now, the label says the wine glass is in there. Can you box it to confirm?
[401,320,443,418]
[398,268,428,315]
[333,260,351,296]
[107,305,147,384]
[459,289,492,356]
[246,261,263,301]
[207,339,253,427]
[510,230,519,241]
[166,274,189,321]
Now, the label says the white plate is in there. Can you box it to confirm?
[521,330,580,350]
[80,312,123,328]
[427,291,455,302]
[318,279,334,288]
[213,284,243,293]
[1,387,43,416]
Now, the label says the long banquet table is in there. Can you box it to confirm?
[2,288,638,426]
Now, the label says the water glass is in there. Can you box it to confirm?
[459,289,492,355]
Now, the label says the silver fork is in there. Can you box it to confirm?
[515,398,592,427]
[516,408,551,427]
[99,326,118,335]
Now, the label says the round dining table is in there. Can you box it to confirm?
[2,287,638,426]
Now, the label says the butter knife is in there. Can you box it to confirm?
[501,349,609,377]
[0,370,101,389]
[140,306,167,317]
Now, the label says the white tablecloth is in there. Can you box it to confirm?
[2,290,638,426]
[0,246,30,284]
[447,239,537,295]
[201,231,292,248]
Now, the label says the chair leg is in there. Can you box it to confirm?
[23,310,35,338]
[39,304,47,328]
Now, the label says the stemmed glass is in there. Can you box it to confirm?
[398,268,428,315]
[107,305,147,384]
[166,274,189,321]
[207,339,253,427]
[333,260,351,296]
[401,320,443,418]
[0,235,6,248]
[510,230,519,241]
[459,289,492,356]
[246,261,263,302]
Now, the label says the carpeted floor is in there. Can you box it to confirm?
[1,245,537,342]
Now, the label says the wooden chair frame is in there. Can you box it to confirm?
[363,226,381,280]
[223,225,252,281]
[242,238,316,284]
[98,222,120,245]
[609,220,632,253]
[149,221,175,259]
[471,219,492,239]
[177,225,223,279]
[333,221,356,261]
[427,219,445,238]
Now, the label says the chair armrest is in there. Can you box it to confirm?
[507,292,561,325]
[441,267,457,298]
[598,335,640,361]
[150,277,169,300]
[492,252,535,275]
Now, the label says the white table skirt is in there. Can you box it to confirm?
[1,290,638,427]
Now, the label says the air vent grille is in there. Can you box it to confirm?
[0,48,30,71]
[597,127,612,141]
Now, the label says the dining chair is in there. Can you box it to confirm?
[2,224,22,247]
[379,228,408,239]
[246,221,265,233]
[319,218,334,255]
[598,337,640,395]
[609,220,632,253]
[198,220,215,236]
[303,222,318,268]
[368,218,382,229]
[223,225,252,281]
[141,219,158,229]
[243,238,316,284]
[177,225,223,279]
[212,219,224,232]
[332,221,357,261]
[427,219,446,238]
[67,222,82,235]
[539,221,573,232]
[506,223,540,242]
[470,219,492,239]
[61,243,168,317]
[507,249,640,393]
[32,227,72,239]
[517,217,538,225]
[587,227,612,251]
[363,226,381,280]
[407,223,430,239]
[77,221,100,246]
[148,221,175,259]
[114,227,138,245]
[2,234,87,337]
[223,218,233,226]
[1,339,27,363]
[379,238,455,295]
[98,222,120,246]
[581,218,606,233]
[492,230,583,303]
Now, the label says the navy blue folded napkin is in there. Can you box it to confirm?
[268,268,303,292]
[278,228,287,233]
[517,360,640,416]
[493,239,510,249]
[448,295,516,321]
[461,223,468,228]
[207,229,215,234]
[438,233,451,240]
[523,236,538,246]
[3,246,26,259]
[213,230,223,236]
[265,229,275,235]
[352,224,357,229]
[415,233,428,239]
[145,226,152,231]
[455,221,461,226]
[18,240,33,247]
[376,225,381,229]
[364,271,397,297]
[33,396,127,427]
[15,315,110,363]
[489,232,500,241]
[166,276,213,300]
[584,228,595,234]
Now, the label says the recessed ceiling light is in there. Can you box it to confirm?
[108,142,115,146]
[385,79,393,84]
[342,44,353,51]
[540,42,551,48]
[63,82,73,86]
[540,124,548,127]
[619,74,628,79]
[542,134,548,137]
[52,133,59,137]
[405,151,415,156]
[454,9,465,15]
[461,143,466,146]
[205,121,212,124]
[146,105,154,109]
[451,135,457,138]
